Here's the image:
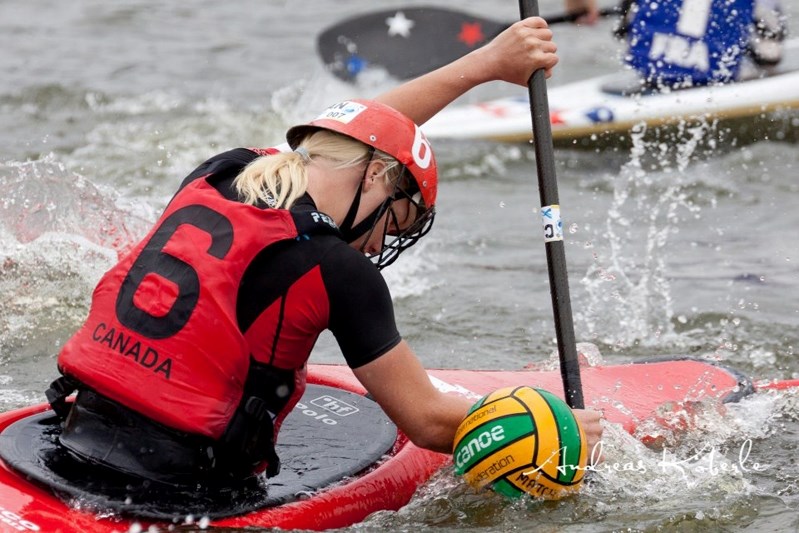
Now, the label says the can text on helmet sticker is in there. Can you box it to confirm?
[316,101,367,123]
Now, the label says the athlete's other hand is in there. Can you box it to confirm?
[475,17,559,85]
[573,408,603,464]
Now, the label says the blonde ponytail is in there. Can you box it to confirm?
[234,151,309,208]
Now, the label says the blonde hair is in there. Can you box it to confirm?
[234,130,403,209]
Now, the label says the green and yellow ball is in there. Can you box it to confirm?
[452,386,589,499]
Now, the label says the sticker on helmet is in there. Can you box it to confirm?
[316,101,367,124]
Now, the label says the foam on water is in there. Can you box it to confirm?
[382,239,438,300]
[65,90,291,201]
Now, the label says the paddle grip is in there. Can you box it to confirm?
[519,0,585,409]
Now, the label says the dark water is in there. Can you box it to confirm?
[1,1,798,531]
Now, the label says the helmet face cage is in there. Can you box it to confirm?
[360,170,436,270]
[369,205,435,270]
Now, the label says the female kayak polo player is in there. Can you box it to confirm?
[45,16,602,491]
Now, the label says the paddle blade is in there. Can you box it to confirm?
[317,7,505,82]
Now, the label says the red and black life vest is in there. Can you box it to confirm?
[56,162,338,445]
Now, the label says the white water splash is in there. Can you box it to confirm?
[584,422,755,511]
[0,156,149,362]
[576,119,719,348]
[0,155,151,254]
[586,388,791,508]
[526,342,607,371]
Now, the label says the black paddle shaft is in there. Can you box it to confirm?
[519,0,585,409]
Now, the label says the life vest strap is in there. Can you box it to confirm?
[45,375,81,419]
[216,363,297,478]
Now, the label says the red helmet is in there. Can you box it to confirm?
[286,99,437,210]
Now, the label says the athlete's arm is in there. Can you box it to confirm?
[375,16,558,125]
[323,248,605,455]
[322,250,470,452]
[354,343,605,456]
[352,341,472,453]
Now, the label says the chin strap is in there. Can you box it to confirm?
[337,179,364,243]
[350,197,393,245]
[338,147,376,243]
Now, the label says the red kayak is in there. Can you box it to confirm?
[0,358,794,532]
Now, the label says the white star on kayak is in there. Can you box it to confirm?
[386,11,415,38]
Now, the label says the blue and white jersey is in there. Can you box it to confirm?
[626,0,755,86]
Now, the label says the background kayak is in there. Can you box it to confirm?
[1,1,798,531]
[422,38,799,144]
